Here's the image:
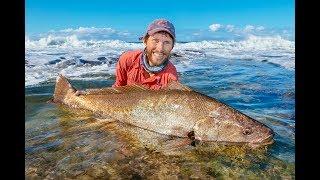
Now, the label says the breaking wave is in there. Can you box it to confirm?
[25,34,294,87]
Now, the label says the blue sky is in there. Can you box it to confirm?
[26,0,294,35]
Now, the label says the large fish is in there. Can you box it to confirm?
[52,74,274,148]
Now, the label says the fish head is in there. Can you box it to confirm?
[193,114,274,148]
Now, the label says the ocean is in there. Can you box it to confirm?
[25,32,295,179]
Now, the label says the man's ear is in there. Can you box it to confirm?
[143,38,147,46]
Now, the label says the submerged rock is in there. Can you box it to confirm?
[79,59,102,66]
[97,57,106,61]
[46,59,62,65]
[171,53,182,57]
[25,59,35,67]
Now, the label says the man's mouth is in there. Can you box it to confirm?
[153,52,165,59]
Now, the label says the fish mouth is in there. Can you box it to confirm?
[250,134,274,147]
[260,134,274,145]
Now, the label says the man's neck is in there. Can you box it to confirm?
[141,51,168,74]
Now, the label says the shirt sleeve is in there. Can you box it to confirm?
[113,53,128,87]
[167,64,179,82]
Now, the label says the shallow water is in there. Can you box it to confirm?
[25,55,295,179]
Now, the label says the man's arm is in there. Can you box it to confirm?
[166,63,179,82]
[112,53,129,87]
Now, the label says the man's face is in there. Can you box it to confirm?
[144,32,174,66]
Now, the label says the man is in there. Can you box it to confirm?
[112,19,179,90]
[75,19,179,96]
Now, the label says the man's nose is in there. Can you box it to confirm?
[156,42,165,51]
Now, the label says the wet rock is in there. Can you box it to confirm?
[73,55,82,59]
[86,166,109,179]
[59,56,66,59]
[156,165,179,180]
[185,49,203,53]
[171,53,182,57]
[189,175,201,179]
[97,57,106,61]
[71,169,85,177]
[102,165,121,179]
[26,167,38,175]
[25,174,42,180]
[79,59,102,66]
[25,59,35,67]
[131,173,143,180]
[75,174,93,180]
[56,59,76,68]
[110,57,118,61]
[46,59,62,65]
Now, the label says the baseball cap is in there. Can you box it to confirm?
[139,19,176,41]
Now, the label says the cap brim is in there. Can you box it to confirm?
[148,28,175,39]
[138,28,175,41]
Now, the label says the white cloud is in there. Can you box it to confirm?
[243,25,265,33]
[117,31,131,36]
[244,25,255,32]
[209,24,222,32]
[59,27,116,34]
[59,28,73,33]
[256,26,265,31]
[225,25,235,32]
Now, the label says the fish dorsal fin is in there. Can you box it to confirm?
[164,81,193,91]
[53,74,77,102]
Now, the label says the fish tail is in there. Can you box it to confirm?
[52,74,77,103]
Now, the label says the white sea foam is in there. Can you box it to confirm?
[174,35,295,69]
[25,34,295,87]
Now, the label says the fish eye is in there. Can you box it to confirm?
[243,128,252,135]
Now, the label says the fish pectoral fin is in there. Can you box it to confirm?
[187,130,203,147]
[165,80,193,91]
[160,138,193,150]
